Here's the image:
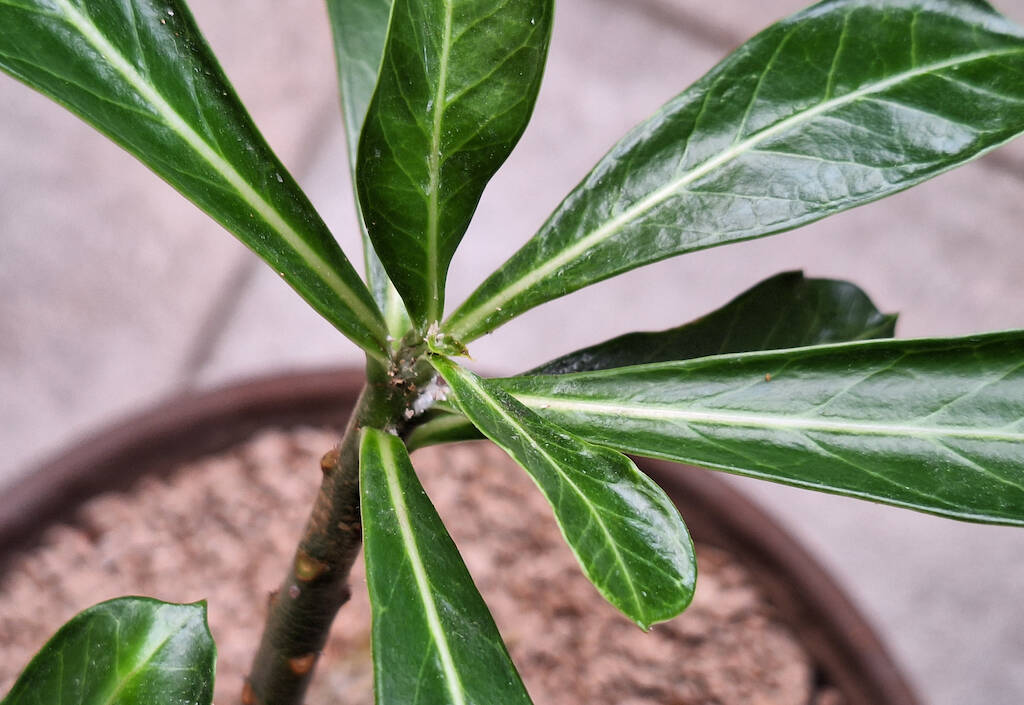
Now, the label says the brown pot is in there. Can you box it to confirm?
[0,368,919,705]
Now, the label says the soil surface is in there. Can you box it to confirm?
[1,428,844,704]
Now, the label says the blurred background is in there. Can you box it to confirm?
[2,0,1024,702]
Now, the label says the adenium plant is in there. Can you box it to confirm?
[2,0,1024,703]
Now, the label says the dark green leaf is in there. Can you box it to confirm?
[359,428,533,705]
[325,0,410,339]
[430,357,696,628]
[2,597,215,705]
[532,271,896,374]
[446,0,1024,341]
[0,0,388,359]
[409,271,896,449]
[357,0,553,327]
[498,331,1024,525]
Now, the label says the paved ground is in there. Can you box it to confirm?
[2,0,1024,702]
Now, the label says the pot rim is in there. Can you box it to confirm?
[0,367,919,705]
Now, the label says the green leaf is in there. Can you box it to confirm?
[0,0,388,360]
[325,0,410,340]
[404,408,483,451]
[357,0,553,327]
[2,597,215,705]
[327,0,393,176]
[359,428,533,705]
[430,357,696,628]
[409,271,897,450]
[446,0,1024,342]
[532,270,896,374]
[497,331,1024,525]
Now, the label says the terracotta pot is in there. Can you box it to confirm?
[0,368,919,705]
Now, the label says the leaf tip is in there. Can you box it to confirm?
[633,617,653,632]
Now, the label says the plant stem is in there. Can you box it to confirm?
[244,356,426,705]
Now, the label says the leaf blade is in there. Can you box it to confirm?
[446,0,1024,341]
[497,332,1024,525]
[430,357,696,628]
[359,428,533,705]
[532,270,896,374]
[2,597,215,705]
[404,408,483,451]
[326,0,393,173]
[0,0,388,358]
[410,272,896,450]
[325,0,410,338]
[357,0,553,326]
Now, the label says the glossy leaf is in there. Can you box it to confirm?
[357,0,553,327]
[410,271,896,449]
[325,0,410,338]
[359,429,533,705]
[430,357,696,628]
[405,408,483,451]
[498,331,1024,524]
[446,0,1024,342]
[0,0,388,359]
[533,270,896,374]
[2,597,215,705]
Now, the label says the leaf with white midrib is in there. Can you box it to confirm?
[430,356,696,628]
[408,271,897,450]
[1,598,215,705]
[325,0,410,338]
[357,0,553,327]
[511,396,1024,444]
[0,0,388,359]
[496,331,1024,525]
[445,0,1024,342]
[377,433,465,704]
[454,365,647,617]
[359,428,533,705]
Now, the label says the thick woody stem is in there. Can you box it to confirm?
[244,358,424,705]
